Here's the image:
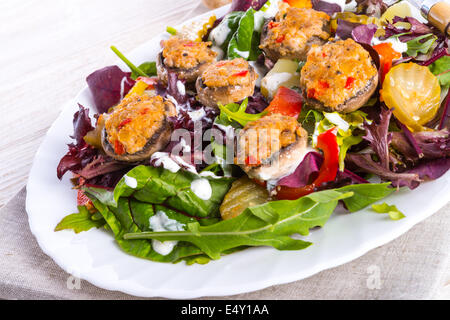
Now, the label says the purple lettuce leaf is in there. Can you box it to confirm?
[230,0,268,12]
[245,90,269,114]
[336,19,361,40]
[352,24,378,44]
[86,65,135,114]
[346,153,421,189]
[390,129,450,161]
[406,158,450,181]
[57,142,98,180]
[277,152,323,188]
[382,16,433,42]
[355,0,387,17]
[439,92,450,130]
[70,103,94,145]
[167,70,188,105]
[312,0,342,16]
[362,107,393,169]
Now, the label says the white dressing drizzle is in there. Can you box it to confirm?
[190,178,212,200]
[149,211,185,256]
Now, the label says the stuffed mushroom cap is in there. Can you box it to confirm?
[236,113,309,181]
[300,39,379,113]
[196,58,258,108]
[259,6,331,62]
[157,37,217,86]
[102,94,177,162]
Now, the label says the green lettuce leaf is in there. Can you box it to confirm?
[372,202,405,220]
[428,55,450,88]
[217,98,267,127]
[405,34,437,58]
[54,206,105,233]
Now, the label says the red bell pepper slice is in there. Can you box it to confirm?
[265,86,303,118]
[373,43,402,83]
[275,128,339,200]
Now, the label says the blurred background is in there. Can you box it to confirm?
[0,0,232,208]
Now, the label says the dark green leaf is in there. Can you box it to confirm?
[428,55,450,87]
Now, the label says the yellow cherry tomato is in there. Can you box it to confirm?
[382,63,441,132]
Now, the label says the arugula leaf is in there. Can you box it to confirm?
[428,55,450,88]
[372,203,405,220]
[123,183,394,260]
[405,34,437,58]
[54,206,105,233]
[85,165,234,218]
[131,61,156,80]
[217,98,267,127]
[335,183,394,212]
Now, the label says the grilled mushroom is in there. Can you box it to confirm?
[259,6,331,62]
[300,39,379,113]
[196,58,258,108]
[156,37,217,87]
[101,94,177,162]
[236,113,309,181]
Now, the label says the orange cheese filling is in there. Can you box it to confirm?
[105,94,168,155]
[201,58,253,88]
[238,114,304,165]
[162,37,217,70]
[300,39,378,108]
[260,7,330,56]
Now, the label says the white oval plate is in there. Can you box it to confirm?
[26,4,450,298]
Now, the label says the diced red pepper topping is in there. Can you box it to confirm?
[307,88,317,99]
[118,118,132,130]
[233,70,249,77]
[318,80,330,89]
[183,41,195,47]
[345,77,355,89]
[276,35,285,43]
[216,61,227,67]
[140,108,150,115]
[268,21,279,29]
[245,155,261,166]
[114,140,125,155]
[265,86,303,118]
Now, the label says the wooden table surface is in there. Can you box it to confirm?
[0,0,212,208]
[0,0,448,299]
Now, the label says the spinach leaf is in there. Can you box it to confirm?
[54,206,105,233]
[124,183,394,260]
[91,198,206,263]
[131,61,157,80]
[228,8,255,60]
[85,165,234,218]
